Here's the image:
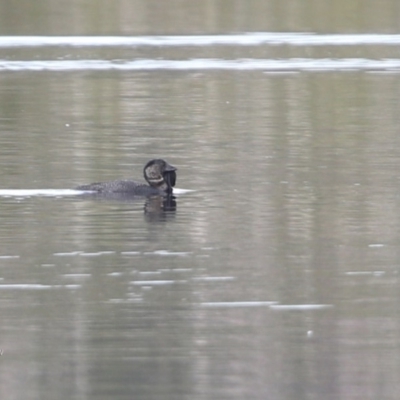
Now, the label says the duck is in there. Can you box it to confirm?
[76,159,176,196]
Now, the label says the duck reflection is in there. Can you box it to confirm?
[144,195,177,222]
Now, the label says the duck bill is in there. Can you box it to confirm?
[163,164,177,188]
[165,163,176,173]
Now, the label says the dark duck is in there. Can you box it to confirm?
[76,159,176,196]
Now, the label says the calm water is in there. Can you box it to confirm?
[1,2,400,400]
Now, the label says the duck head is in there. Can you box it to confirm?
[143,159,177,193]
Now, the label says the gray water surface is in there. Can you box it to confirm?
[1,3,400,400]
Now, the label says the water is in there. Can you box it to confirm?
[1,2,400,399]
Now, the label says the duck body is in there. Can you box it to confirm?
[76,159,176,196]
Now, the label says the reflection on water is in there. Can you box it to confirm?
[1,14,400,400]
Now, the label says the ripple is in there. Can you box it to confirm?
[1,33,400,47]
[0,189,82,197]
[0,188,192,197]
[270,304,333,310]
[1,58,400,72]
[130,280,183,286]
[144,250,192,256]
[0,284,80,290]
[200,301,278,307]
[193,276,236,282]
